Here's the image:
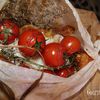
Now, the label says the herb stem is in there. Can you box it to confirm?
[0,45,34,50]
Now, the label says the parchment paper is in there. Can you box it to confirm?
[0,0,100,100]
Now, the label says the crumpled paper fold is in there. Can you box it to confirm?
[0,0,100,100]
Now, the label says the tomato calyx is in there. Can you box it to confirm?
[34,39,43,50]
[0,26,13,44]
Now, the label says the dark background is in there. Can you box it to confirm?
[70,0,100,20]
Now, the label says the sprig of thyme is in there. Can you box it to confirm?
[0,47,48,70]
[62,52,80,71]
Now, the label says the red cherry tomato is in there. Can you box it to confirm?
[43,43,65,68]
[61,36,81,55]
[67,67,75,75]
[55,67,74,78]
[55,69,69,78]
[18,28,46,57]
[0,19,19,44]
[42,69,55,74]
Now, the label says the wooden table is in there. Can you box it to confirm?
[68,72,100,100]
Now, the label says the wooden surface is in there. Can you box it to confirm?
[68,71,100,100]
[77,9,100,43]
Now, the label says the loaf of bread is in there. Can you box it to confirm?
[0,0,68,28]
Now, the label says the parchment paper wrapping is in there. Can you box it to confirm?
[0,0,100,100]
